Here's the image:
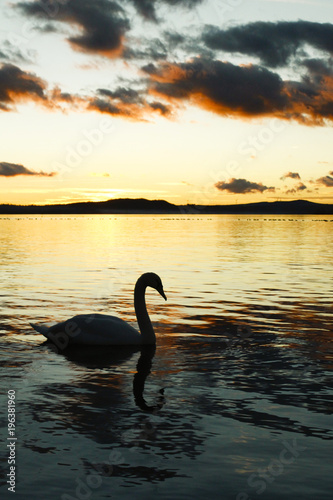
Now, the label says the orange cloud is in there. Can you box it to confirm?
[0,63,47,111]
[143,57,333,125]
[87,86,171,120]
[143,59,288,120]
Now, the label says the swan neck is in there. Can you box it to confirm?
[134,279,156,345]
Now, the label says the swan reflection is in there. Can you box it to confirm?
[53,343,164,413]
[133,345,165,413]
[62,344,140,369]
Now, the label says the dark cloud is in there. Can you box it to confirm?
[129,0,203,22]
[0,41,33,64]
[215,178,275,194]
[33,22,59,33]
[280,173,307,194]
[281,172,301,180]
[98,87,143,104]
[316,175,333,187]
[141,26,333,124]
[88,97,123,116]
[0,66,80,113]
[16,0,204,56]
[149,101,170,115]
[16,0,129,56]
[142,63,159,75]
[302,58,332,81]
[123,38,168,61]
[51,86,76,103]
[202,21,333,68]
[0,162,56,177]
[142,56,333,124]
[88,85,170,118]
[144,57,287,117]
[0,63,46,110]
[285,182,307,194]
[163,31,186,49]
[8,4,333,126]
[129,0,157,21]
[0,50,8,61]
[286,58,333,124]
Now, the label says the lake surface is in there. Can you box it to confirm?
[0,214,332,499]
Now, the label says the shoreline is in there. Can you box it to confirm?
[1,198,333,215]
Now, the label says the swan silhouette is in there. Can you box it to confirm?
[30,273,166,347]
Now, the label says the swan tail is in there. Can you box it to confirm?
[30,323,51,339]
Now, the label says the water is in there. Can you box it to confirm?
[0,214,332,499]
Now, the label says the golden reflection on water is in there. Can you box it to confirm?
[0,215,333,497]
[1,214,332,351]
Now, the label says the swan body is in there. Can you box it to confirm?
[30,273,166,348]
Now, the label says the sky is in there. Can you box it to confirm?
[0,0,333,206]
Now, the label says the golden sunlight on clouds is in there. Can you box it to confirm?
[0,1,332,206]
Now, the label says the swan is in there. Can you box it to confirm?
[30,272,166,348]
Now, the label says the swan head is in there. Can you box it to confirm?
[141,272,167,301]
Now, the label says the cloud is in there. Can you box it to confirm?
[281,172,301,180]
[142,55,333,124]
[123,38,168,61]
[149,101,170,115]
[88,85,144,118]
[302,58,332,79]
[316,175,333,187]
[285,58,333,124]
[163,31,186,49]
[285,182,307,194]
[16,0,204,56]
[32,22,59,33]
[0,64,81,112]
[98,86,143,104]
[16,0,130,57]
[7,6,333,126]
[128,0,157,21]
[0,63,47,110]
[144,57,287,118]
[280,173,307,194]
[88,85,171,119]
[50,86,77,104]
[202,21,333,68]
[129,0,203,22]
[88,97,123,116]
[198,22,333,123]
[2,57,330,125]
[0,41,35,64]
[0,162,56,177]
[215,178,275,194]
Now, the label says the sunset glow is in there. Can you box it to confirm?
[1,0,333,206]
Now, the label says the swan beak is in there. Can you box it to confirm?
[159,289,167,301]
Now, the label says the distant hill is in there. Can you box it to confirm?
[0,198,177,214]
[1,198,333,215]
[198,199,333,215]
